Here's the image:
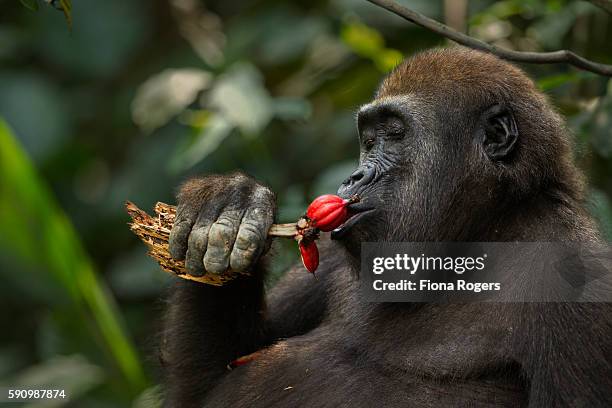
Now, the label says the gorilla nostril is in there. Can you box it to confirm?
[339,166,376,197]
[350,170,364,182]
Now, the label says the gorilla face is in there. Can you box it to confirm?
[331,89,520,252]
[332,95,432,245]
[327,48,577,257]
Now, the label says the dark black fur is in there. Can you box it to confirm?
[160,48,612,407]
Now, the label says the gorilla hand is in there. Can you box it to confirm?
[168,173,275,277]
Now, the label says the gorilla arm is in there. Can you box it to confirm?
[161,173,329,407]
[161,262,329,406]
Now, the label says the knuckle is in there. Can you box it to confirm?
[245,201,273,219]
[230,252,252,272]
[173,218,192,227]
[203,221,235,274]
[169,220,190,239]
[209,211,241,240]
[253,185,274,202]
[175,201,199,220]
[230,223,265,271]
[249,188,275,218]
[204,257,229,274]
[235,226,261,251]
[217,211,242,224]
[187,228,208,251]
[227,174,252,192]
[185,250,204,276]
[169,222,192,259]
[208,223,235,249]
[247,206,266,219]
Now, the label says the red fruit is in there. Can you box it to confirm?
[306,194,350,232]
[299,240,319,273]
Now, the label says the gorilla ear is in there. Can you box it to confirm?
[481,105,518,161]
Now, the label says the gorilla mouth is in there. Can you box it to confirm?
[330,202,376,240]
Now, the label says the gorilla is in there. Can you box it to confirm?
[160,48,612,407]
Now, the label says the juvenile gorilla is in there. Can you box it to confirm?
[161,48,612,407]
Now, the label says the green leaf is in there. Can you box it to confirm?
[20,0,39,11]
[340,21,385,59]
[170,114,234,172]
[60,0,72,29]
[531,2,594,49]
[36,0,148,77]
[272,97,312,121]
[133,386,163,408]
[208,64,273,135]
[0,119,146,391]
[340,20,402,73]
[469,1,523,27]
[536,72,578,91]
[132,69,212,133]
[375,48,404,73]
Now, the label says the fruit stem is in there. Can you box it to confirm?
[267,223,299,237]
[347,194,361,204]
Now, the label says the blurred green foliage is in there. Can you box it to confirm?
[0,120,146,397]
[0,0,611,406]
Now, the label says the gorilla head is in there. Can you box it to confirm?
[333,47,585,250]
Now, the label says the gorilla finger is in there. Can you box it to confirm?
[169,208,198,260]
[185,224,211,276]
[203,210,242,275]
[230,207,273,273]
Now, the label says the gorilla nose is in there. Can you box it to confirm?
[338,166,375,197]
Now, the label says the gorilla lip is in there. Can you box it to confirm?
[331,204,376,239]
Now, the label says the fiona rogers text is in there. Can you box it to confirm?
[373,279,501,293]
